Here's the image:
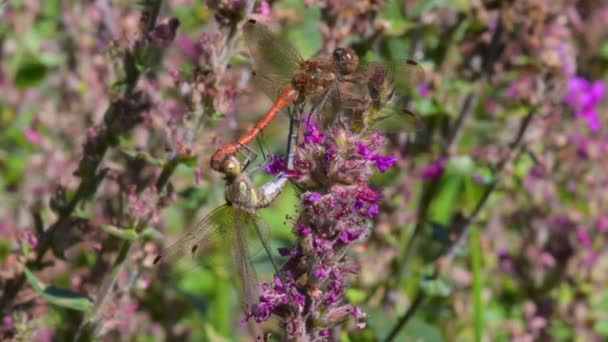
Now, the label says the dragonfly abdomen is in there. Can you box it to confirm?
[256,177,288,208]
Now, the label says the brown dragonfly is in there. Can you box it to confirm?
[154,155,288,306]
[210,19,425,171]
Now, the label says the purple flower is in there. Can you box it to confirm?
[372,154,397,172]
[303,119,324,144]
[564,76,604,131]
[357,141,397,172]
[249,120,388,336]
[295,223,312,236]
[2,315,13,329]
[338,229,364,244]
[528,164,544,178]
[175,33,202,61]
[597,217,608,233]
[263,154,286,175]
[313,237,333,253]
[366,204,379,217]
[319,329,329,337]
[418,82,430,97]
[420,157,446,179]
[575,227,592,249]
[357,141,374,159]
[356,187,381,203]
[313,266,328,278]
[303,192,322,203]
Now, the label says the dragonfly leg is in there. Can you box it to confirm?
[255,131,270,163]
[285,101,305,171]
[237,143,258,170]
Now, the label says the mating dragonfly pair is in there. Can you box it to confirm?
[153,19,424,307]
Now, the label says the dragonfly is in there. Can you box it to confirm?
[153,155,288,306]
[210,19,425,171]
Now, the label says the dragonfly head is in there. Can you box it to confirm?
[332,47,359,76]
[220,155,242,178]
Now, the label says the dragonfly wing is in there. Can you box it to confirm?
[233,211,260,307]
[366,59,426,93]
[243,20,302,88]
[368,95,425,133]
[153,205,235,267]
[333,60,426,132]
[368,60,426,133]
[251,71,292,102]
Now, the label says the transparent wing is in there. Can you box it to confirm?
[251,71,292,102]
[333,59,426,132]
[233,211,260,307]
[242,19,302,92]
[372,59,426,94]
[366,95,425,133]
[153,205,235,266]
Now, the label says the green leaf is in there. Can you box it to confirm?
[100,224,138,241]
[176,155,198,167]
[14,58,48,88]
[345,288,367,304]
[24,267,93,312]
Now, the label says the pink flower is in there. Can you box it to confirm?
[23,230,38,249]
[258,1,270,16]
[596,217,608,233]
[564,76,604,131]
[23,126,42,145]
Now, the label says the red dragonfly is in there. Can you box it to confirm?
[210,19,425,171]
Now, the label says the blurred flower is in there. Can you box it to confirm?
[418,83,430,97]
[497,248,514,273]
[23,126,42,145]
[575,227,592,249]
[175,33,202,61]
[564,76,604,131]
[2,315,13,329]
[258,1,270,16]
[420,157,446,179]
[596,216,608,233]
[506,76,533,99]
[22,230,38,249]
[34,327,54,342]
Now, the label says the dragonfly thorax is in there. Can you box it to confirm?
[225,176,259,213]
[292,58,337,97]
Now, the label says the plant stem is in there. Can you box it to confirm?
[385,108,536,337]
